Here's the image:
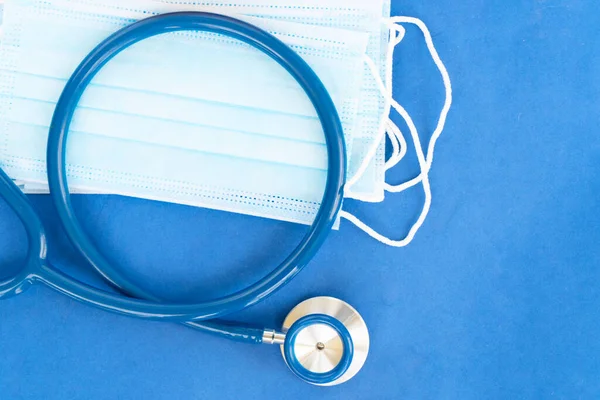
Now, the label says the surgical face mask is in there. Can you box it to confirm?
[3,0,454,247]
[0,0,370,224]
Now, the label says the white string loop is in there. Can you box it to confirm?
[340,16,453,247]
[385,119,406,170]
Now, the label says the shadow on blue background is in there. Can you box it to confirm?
[1,1,600,399]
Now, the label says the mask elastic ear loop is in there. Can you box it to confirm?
[384,16,453,194]
[344,23,406,199]
[385,121,400,168]
[385,118,406,170]
[340,16,453,247]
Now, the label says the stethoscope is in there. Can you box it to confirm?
[0,12,370,386]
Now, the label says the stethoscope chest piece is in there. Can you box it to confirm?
[280,297,370,386]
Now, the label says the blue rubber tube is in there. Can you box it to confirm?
[39,13,347,343]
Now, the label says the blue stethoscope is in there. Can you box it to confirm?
[0,12,370,386]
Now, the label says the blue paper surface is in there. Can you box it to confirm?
[1,1,600,398]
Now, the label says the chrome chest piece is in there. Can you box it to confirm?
[279,297,370,386]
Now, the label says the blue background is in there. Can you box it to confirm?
[1,1,600,398]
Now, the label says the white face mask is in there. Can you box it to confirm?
[4,0,454,247]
